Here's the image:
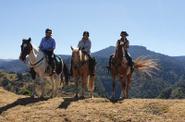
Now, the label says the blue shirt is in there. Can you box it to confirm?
[39,37,56,51]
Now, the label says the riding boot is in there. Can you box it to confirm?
[89,57,96,76]
[125,50,134,73]
[30,68,36,80]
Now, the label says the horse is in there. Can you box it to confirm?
[71,47,95,98]
[19,38,69,98]
[108,43,158,99]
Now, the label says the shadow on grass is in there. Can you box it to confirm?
[58,96,86,109]
[0,97,49,114]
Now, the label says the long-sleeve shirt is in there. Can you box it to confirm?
[78,39,91,55]
[116,37,129,50]
[39,37,56,51]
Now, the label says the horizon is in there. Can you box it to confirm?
[0,45,184,60]
[0,0,185,59]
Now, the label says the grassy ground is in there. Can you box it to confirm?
[0,87,185,122]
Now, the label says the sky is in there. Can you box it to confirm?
[0,0,185,59]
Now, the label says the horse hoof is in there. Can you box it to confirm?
[119,97,124,100]
[74,94,78,99]
[111,96,115,100]
[80,96,85,99]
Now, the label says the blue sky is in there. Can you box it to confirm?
[0,0,185,59]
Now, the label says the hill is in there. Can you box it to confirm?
[1,87,185,122]
[1,45,185,99]
[0,59,28,73]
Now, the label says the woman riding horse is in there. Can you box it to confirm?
[70,31,96,98]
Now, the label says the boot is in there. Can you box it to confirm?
[125,50,134,73]
[89,57,96,76]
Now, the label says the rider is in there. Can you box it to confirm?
[39,28,56,74]
[118,31,134,72]
[70,31,96,76]
[108,31,134,72]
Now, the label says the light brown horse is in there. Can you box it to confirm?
[109,43,158,99]
[71,47,95,98]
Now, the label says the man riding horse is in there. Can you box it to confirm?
[71,31,96,77]
[30,28,56,78]
[109,31,134,73]
[39,28,56,74]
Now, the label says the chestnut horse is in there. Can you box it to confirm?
[109,43,158,99]
[71,47,95,98]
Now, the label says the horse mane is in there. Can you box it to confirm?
[72,48,88,62]
[29,43,44,58]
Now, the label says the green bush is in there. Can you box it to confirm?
[18,88,32,96]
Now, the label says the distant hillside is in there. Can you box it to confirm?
[0,59,28,73]
[1,87,185,122]
[1,45,185,99]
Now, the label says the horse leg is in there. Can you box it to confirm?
[81,76,87,98]
[54,76,60,97]
[40,81,46,98]
[31,80,37,98]
[51,78,56,98]
[126,74,132,99]
[120,75,126,99]
[89,76,95,98]
[75,78,79,98]
[111,75,116,99]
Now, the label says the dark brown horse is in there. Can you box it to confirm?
[109,43,158,99]
[71,47,95,98]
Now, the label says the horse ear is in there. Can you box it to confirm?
[71,46,74,51]
[28,37,31,42]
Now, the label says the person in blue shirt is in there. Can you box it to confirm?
[39,28,56,74]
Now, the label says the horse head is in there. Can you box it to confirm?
[19,38,33,62]
[71,46,81,65]
[115,41,125,59]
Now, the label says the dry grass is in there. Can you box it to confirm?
[1,87,185,122]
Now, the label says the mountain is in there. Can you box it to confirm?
[0,59,28,73]
[1,87,185,122]
[1,45,185,99]
[92,46,115,58]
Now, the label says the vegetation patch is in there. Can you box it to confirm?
[143,102,169,115]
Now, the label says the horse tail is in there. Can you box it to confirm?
[134,56,159,77]
[106,54,114,74]
[63,63,69,85]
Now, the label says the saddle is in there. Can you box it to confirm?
[45,54,63,75]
